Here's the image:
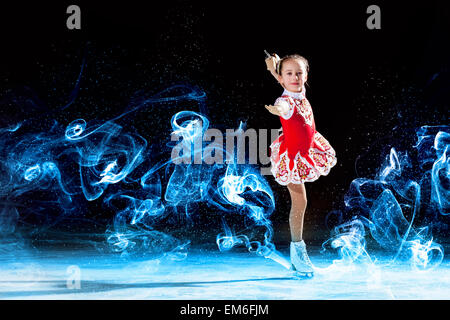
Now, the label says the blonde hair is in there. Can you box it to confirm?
[276,54,309,75]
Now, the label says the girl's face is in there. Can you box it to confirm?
[278,59,308,92]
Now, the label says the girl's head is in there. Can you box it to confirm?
[276,54,309,93]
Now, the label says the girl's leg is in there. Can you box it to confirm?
[287,183,307,242]
[287,183,314,274]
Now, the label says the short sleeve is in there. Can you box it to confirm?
[275,97,294,120]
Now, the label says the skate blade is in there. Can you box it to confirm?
[292,271,314,279]
[290,265,314,279]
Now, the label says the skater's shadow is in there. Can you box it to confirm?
[0,276,307,298]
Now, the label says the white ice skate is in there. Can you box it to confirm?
[290,240,314,278]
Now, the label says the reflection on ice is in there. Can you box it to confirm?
[0,247,448,300]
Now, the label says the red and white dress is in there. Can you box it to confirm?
[269,89,337,185]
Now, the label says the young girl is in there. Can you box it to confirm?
[264,53,337,275]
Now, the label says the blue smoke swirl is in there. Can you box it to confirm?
[322,125,448,271]
[0,84,286,267]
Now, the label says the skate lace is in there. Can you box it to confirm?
[296,244,312,266]
[300,250,311,264]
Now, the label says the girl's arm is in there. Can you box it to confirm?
[265,54,280,81]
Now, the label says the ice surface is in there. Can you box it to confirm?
[0,246,448,300]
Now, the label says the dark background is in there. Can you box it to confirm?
[0,1,448,247]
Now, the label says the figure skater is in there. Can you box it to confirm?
[264,52,337,276]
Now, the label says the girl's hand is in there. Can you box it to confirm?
[265,53,280,72]
[265,104,287,116]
